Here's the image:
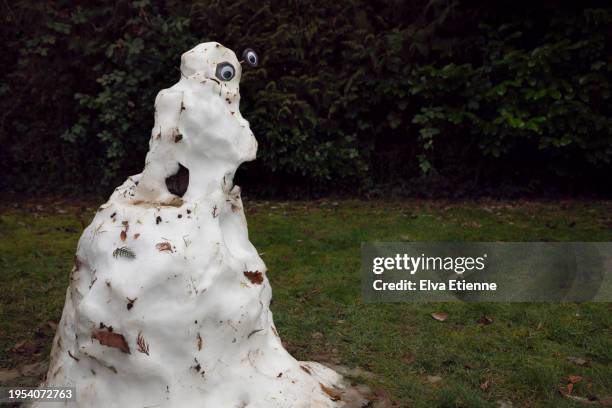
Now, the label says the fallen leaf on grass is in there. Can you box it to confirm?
[477,315,493,325]
[401,352,415,365]
[9,340,38,355]
[431,312,448,322]
[461,221,482,229]
[311,331,324,339]
[91,330,130,354]
[426,375,442,384]
[298,287,321,303]
[568,375,583,384]
[480,380,490,391]
[567,356,589,366]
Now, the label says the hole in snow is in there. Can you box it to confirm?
[165,163,189,197]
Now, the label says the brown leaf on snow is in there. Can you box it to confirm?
[92,330,130,354]
[136,332,149,356]
[300,365,312,375]
[67,350,79,361]
[320,383,342,401]
[133,233,140,240]
[197,333,203,351]
[120,230,127,241]
[126,297,137,310]
[244,270,263,285]
[155,242,173,252]
[431,312,448,322]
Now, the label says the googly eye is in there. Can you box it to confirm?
[215,62,235,81]
[242,48,258,67]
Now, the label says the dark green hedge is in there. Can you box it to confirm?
[1,1,611,197]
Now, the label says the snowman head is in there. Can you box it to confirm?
[134,42,260,203]
[180,42,245,105]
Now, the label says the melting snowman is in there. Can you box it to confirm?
[36,43,362,407]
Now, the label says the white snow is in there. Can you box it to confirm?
[35,42,350,408]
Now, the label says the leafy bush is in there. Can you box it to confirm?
[0,0,610,197]
[405,9,612,191]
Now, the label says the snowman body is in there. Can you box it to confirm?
[36,43,344,408]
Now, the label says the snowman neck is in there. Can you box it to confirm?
[183,158,237,200]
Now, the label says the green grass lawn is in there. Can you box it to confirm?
[1,199,611,407]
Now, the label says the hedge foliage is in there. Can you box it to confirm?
[1,1,611,197]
